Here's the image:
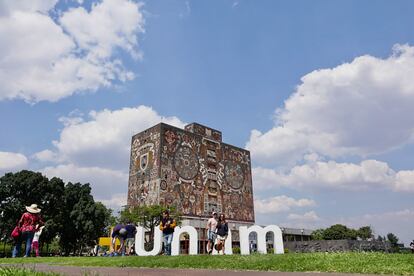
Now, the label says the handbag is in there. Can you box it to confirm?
[11,226,21,238]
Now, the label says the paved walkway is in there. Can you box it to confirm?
[3,264,382,276]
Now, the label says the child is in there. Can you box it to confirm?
[32,226,44,257]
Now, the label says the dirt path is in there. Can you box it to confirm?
[3,264,382,276]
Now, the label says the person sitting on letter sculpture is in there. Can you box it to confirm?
[159,210,176,256]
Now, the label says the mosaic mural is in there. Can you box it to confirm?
[128,122,255,223]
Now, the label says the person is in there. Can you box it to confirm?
[12,204,44,257]
[410,240,414,253]
[250,240,255,253]
[31,225,45,257]
[206,211,218,254]
[125,221,137,255]
[110,223,127,256]
[159,210,176,255]
[215,214,228,255]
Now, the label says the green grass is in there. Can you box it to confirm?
[0,266,59,276]
[0,253,413,275]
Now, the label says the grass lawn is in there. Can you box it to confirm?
[0,253,413,275]
[0,266,59,276]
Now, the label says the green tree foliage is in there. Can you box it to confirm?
[386,232,400,253]
[322,224,357,240]
[59,183,112,255]
[311,229,325,240]
[357,226,373,240]
[0,171,65,244]
[386,233,399,245]
[0,170,114,255]
[311,225,375,241]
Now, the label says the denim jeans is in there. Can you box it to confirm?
[12,231,34,257]
[163,233,173,255]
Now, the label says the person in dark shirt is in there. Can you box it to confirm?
[125,222,137,255]
[215,214,228,255]
[159,210,176,255]
[111,224,127,256]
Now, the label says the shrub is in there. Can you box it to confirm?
[232,247,241,254]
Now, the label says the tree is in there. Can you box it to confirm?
[386,232,400,252]
[0,171,65,246]
[322,224,357,240]
[311,229,325,240]
[357,226,373,240]
[59,182,112,255]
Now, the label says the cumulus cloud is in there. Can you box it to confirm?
[287,211,320,222]
[37,105,186,207]
[247,44,414,165]
[254,195,315,214]
[0,151,28,171]
[0,0,144,103]
[46,105,185,169]
[32,150,58,163]
[98,193,128,211]
[253,158,414,192]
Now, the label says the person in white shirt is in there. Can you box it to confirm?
[206,211,218,254]
[32,226,44,257]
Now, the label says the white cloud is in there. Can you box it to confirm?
[395,170,414,192]
[41,163,128,200]
[32,150,58,162]
[254,195,315,214]
[247,44,414,165]
[37,105,186,208]
[0,151,28,171]
[0,0,144,103]
[253,159,414,192]
[287,211,320,222]
[47,105,185,169]
[60,0,144,60]
[0,0,57,15]
[98,193,128,212]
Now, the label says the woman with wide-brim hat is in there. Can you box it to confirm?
[12,204,44,257]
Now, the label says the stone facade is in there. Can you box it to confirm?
[128,122,255,223]
[284,240,392,253]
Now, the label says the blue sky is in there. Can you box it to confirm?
[1,0,414,245]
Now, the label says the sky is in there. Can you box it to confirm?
[1,0,414,245]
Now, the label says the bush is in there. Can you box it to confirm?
[232,247,241,254]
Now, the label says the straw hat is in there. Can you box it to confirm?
[26,204,41,214]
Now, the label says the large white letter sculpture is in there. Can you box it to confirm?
[132,224,284,256]
[239,225,284,255]
[171,226,198,256]
[135,227,163,256]
[212,228,232,255]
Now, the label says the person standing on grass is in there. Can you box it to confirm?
[206,211,218,254]
[215,214,228,255]
[12,204,44,257]
[159,210,176,255]
[125,221,137,255]
[410,240,414,253]
[32,225,45,257]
